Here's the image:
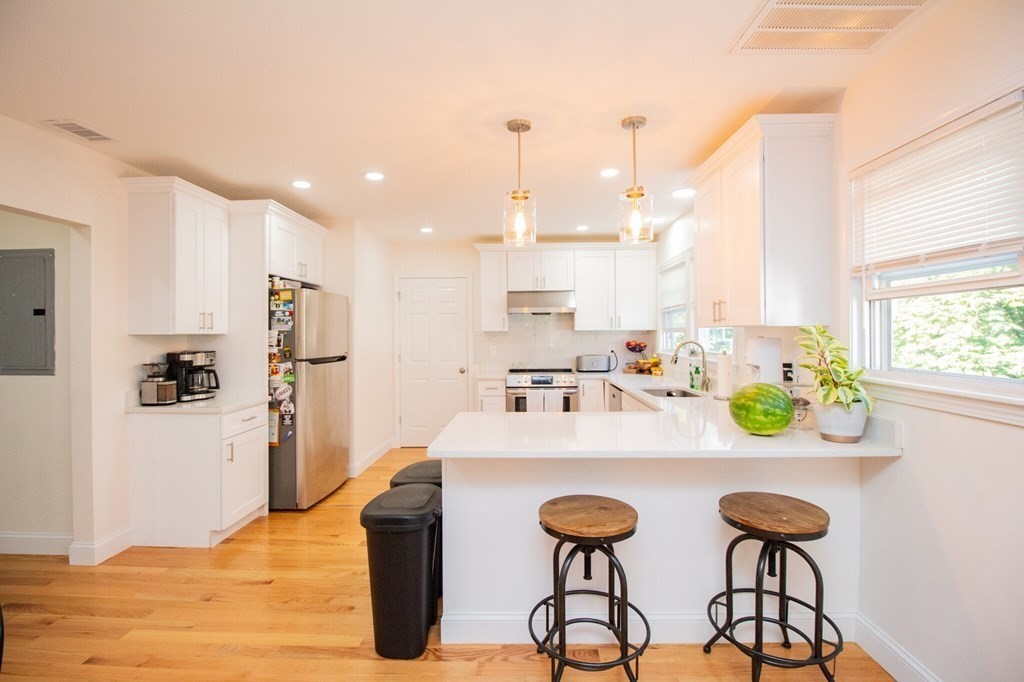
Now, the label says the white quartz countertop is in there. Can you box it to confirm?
[429,371,901,459]
[125,390,265,415]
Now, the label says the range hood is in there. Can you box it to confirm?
[507,290,576,315]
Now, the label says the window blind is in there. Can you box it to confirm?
[852,92,1024,272]
[659,260,687,309]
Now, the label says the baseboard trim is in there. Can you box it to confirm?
[855,613,940,682]
[68,527,133,566]
[441,610,859,646]
[0,531,73,556]
[348,436,397,478]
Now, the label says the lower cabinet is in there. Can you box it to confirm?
[129,403,268,548]
[477,379,507,412]
[578,379,606,412]
[621,392,655,412]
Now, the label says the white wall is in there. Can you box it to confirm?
[838,1,1024,679]
[0,113,191,563]
[322,218,396,474]
[0,210,72,550]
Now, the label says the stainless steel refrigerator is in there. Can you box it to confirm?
[268,288,349,510]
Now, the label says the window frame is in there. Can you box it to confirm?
[849,89,1024,424]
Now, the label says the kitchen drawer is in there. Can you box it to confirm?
[478,380,506,396]
[221,404,266,439]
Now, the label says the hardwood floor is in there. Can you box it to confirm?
[0,448,892,680]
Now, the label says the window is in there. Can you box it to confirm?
[699,327,735,355]
[658,251,693,352]
[852,90,1024,389]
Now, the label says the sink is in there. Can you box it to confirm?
[642,388,701,398]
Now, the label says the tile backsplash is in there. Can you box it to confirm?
[475,313,653,376]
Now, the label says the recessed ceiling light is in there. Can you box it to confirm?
[420,226,433,233]
[576,225,589,231]
[365,171,384,181]
[600,168,619,178]
[672,187,696,199]
[292,179,311,189]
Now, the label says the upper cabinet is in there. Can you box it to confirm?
[123,177,229,335]
[267,211,325,286]
[479,251,508,332]
[692,114,836,327]
[574,248,657,331]
[507,250,574,291]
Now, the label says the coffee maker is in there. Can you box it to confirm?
[166,351,220,402]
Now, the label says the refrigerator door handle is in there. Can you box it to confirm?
[302,355,347,365]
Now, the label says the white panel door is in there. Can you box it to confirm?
[614,249,657,331]
[400,277,469,446]
[721,139,763,326]
[173,192,204,334]
[540,250,574,290]
[574,250,615,330]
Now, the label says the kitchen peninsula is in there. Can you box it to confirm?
[427,372,901,645]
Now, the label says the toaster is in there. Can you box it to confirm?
[576,354,612,372]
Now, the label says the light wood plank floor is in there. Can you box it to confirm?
[0,448,892,680]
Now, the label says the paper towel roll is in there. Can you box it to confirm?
[745,336,783,384]
[715,354,733,399]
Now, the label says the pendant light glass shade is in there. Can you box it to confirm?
[503,119,537,246]
[619,116,654,243]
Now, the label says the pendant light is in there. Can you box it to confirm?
[503,119,537,246]
[619,115,654,243]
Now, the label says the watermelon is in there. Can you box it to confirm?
[728,383,794,436]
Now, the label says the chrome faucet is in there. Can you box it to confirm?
[670,339,710,392]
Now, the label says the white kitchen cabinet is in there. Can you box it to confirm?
[574,248,657,331]
[507,250,574,291]
[122,177,229,334]
[621,392,654,412]
[692,114,836,327]
[578,379,605,412]
[268,211,326,286]
[477,379,507,412]
[128,402,268,548]
[479,252,508,332]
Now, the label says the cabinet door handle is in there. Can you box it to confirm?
[617,316,622,329]
[199,312,205,330]
[542,275,546,289]
[207,312,214,329]
[241,415,258,423]
[610,316,614,329]
[719,300,726,322]
[227,442,234,463]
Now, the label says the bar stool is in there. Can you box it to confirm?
[704,492,843,681]
[529,495,651,681]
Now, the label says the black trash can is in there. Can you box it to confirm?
[360,483,442,659]
[389,459,442,489]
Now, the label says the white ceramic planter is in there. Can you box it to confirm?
[815,401,868,443]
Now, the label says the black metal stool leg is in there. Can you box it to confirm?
[553,544,583,682]
[704,533,750,653]
[777,545,792,648]
[752,540,772,682]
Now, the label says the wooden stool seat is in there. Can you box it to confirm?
[539,494,638,541]
[719,492,829,542]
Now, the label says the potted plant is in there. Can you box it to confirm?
[796,325,874,443]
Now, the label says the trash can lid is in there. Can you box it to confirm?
[360,483,442,532]
[390,459,442,488]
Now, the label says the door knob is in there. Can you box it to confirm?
[459,367,467,374]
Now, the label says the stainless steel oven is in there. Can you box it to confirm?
[505,368,579,412]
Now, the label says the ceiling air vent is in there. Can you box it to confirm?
[45,119,115,142]
[732,0,929,53]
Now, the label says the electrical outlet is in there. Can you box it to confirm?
[489,345,497,357]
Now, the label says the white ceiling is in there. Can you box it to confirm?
[0,1,931,242]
